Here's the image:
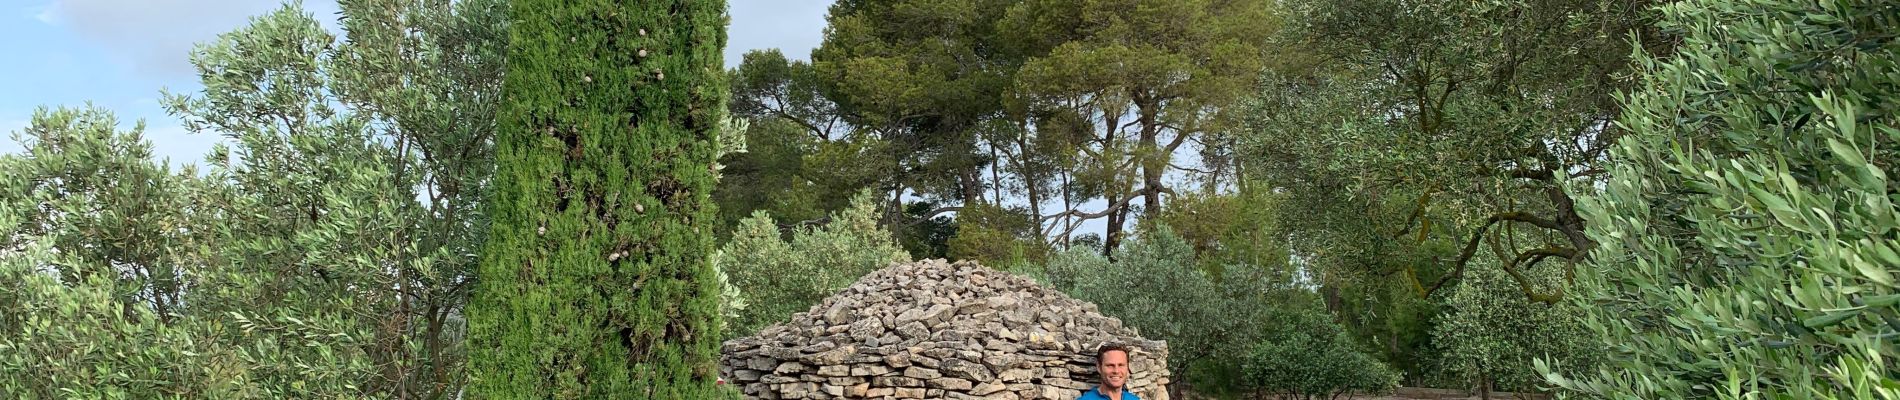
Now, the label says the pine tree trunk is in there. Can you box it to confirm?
[467,0,728,398]
[1104,205,1125,258]
[1137,99,1163,215]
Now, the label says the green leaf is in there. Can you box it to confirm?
[1826,138,1867,167]
[1860,293,1900,308]
[1851,253,1893,286]
[1803,310,1859,328]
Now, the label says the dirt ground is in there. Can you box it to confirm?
[1179,387,1549,400]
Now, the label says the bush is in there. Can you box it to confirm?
[1546,0,1900,397]
[717,190,910,338]
[1140,190,1288,279]
[1047,229,1231,374]
[1046,227,1311,396]
[1435,263,1597,394]
[1241,307,1401,400]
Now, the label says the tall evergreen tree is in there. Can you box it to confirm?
[467,0,729,398]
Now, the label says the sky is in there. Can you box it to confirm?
[0,0,835,163]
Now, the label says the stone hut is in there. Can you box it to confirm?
[719,259,1170,399]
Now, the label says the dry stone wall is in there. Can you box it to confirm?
[720,259,1170,399]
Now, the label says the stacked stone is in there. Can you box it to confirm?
[720,259,1170,400]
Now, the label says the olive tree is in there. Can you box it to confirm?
[1544,0,1900,397]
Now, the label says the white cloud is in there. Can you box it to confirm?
[29,4,57,24]
[43,0,338,78]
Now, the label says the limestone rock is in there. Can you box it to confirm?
[719,259,1171,400]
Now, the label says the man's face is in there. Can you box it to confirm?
[1098,349,1129,391]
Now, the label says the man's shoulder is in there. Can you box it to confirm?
[1075,388,1104,400]
[1075,388,1142,400]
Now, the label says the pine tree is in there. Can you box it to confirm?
[467,0,729,398]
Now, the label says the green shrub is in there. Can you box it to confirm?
[717,190,910,338]
[1047,229,1231,376]
[1046,227,1311,396]
[1140,190,1288,279]
[1241,307,1401,399]
[1435,262,1597,394]
[1546,0,1900,397]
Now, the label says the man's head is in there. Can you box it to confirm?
[1095,343,1131,392]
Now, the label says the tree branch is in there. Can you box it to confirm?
[1500,247,1577,304]
[1493,211,1566,231]
[1390,191,1434,240]
[1037,187,1156,224]
[1421,211,1571,298]
[1568,168,1606,179]
[1509,167,1555,181]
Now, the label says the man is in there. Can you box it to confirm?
[1076,343,1139,400]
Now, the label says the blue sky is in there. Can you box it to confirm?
[0,0,835,164]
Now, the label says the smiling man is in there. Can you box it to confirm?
[1077,343,1139,400]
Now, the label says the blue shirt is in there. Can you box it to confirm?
[1076,387,1141,400]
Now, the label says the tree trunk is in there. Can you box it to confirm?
[1322,284,1343,315]
[1480,372,1492,400]
[424,302,448,395]
[990,141,1003,205]
[1100,102,1124,257]
[1012,120,1041,226]
[466,0,727,398]
[959,154,986,206]
[1059,170,1072,249]
[1104,205,1126,259]
[1136,96,1163,215]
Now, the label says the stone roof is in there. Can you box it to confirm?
[720,259,1170,399]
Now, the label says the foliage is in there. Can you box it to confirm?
[947,203,1048,267]
[1332,276,1447,387]
[898,200,958,259]
[1236,0,1663,387]
[0,0,505,396]
[1045,227,1305,396]
[814,0,1017,208]
[1244,0,1663,306]
[1001,0,1279,253]
[1241,306,1402,400]
[1543,0,1900,398]
[1435,262,1597,393]
[1141,189,1289,279]
[464,0,728,397]
[719,48,970,258]
[0,107,377,399]
[717,190,911,338]
[719,0,1283,259]
[716,50,882,236]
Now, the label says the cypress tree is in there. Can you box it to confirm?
[468,0,728,398]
